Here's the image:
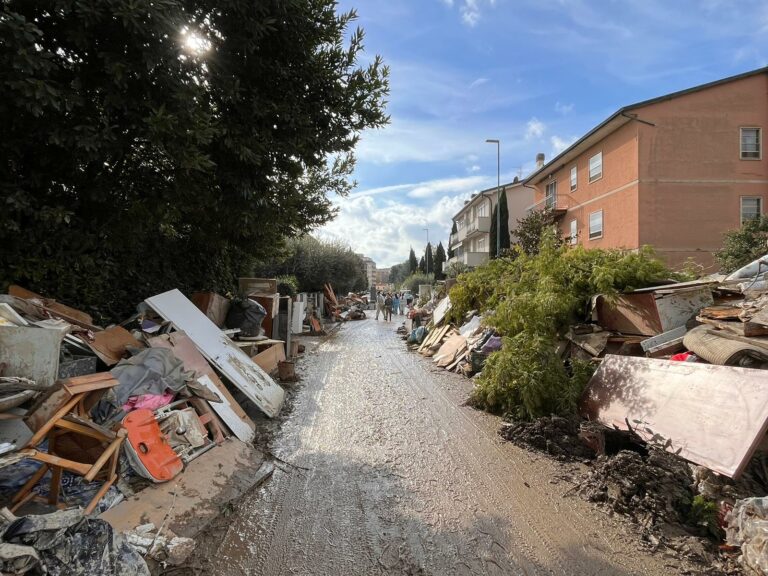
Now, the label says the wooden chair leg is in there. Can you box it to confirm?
[84,474,117,515]
[12,463,49,504]
[84,432,125,482]
[26,395,81,447]
[48,466,62,506]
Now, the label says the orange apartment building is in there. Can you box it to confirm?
[526,66,767,270]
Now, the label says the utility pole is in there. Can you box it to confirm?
[485,139,501,256]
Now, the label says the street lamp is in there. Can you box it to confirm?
[486,138,501,257]
[423,227,429,275]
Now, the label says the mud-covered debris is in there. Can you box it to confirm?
[499,415,595,460]
[579,449,694,528]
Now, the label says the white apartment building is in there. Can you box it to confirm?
[447,178,535,268]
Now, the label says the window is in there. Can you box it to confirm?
[477,203,487,217]
[569,219,578,245]
[457,219,465,230]
[545,181,557,209]
[741,197,763,224]
[741,128,762,160]
[570,166,577,192]
[477,237,486,252]
[589,210,603,240]
[589,152,603,182]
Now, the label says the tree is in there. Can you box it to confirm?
[0,1,389,322]
[424,242,433,275]
[408,248,419,273]
[715,216,768,273]
[511,208,562,256]
[418,256,426,274]
[489,190,510,259]
[447,221,457,259]
[389,260,410,286]
[434,242,447,280]
[255,235,367,294]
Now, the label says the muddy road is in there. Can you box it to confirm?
[205,319,681,576]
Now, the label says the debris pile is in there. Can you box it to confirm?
[403,253,768,573]
[323,283,368,322]
[0,277,328,569]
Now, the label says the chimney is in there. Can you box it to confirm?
[535,153,545,169]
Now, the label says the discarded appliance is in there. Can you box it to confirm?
[145,289,285,418]
[594,284,713,336]
[581,355,768,478]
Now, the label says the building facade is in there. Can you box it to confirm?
[448,180,535,267]
[526,66,768,270]
[356,254,377,289]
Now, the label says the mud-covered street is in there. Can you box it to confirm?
[201,320,682,576]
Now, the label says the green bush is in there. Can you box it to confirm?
[276,275,299,297]
[452,230,671,419]
[715,216,768,273]
[400,272,434,294]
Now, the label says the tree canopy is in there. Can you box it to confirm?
[0,0,389,321]
[434,242,446,280]
[408,248,419,273]
[489,190,510,259]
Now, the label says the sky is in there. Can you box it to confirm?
[315,0,768,268]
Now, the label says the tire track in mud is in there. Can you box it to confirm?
[207,320,680,576]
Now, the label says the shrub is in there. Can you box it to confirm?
[452,230,671,420]
[715,216,768,273]
[400,272,434,294]
[276,275,299,297]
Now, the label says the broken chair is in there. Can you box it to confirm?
[12,373,126,514]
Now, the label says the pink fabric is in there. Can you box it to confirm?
[123,391,175,412]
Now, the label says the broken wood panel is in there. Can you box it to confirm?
[252,343,286,375]
[238,278,278,297]
[581,354,768,478]
[595,293,662,336]
[432,296,452,327]
[145,290,285,418]
[147,331,255,442]
[196,375,254,444]
[696,316,768,337]
[79,326,143,366]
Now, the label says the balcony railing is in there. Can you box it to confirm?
[449,232,460,247]
[466,216,491,237]
[527,194,572,216]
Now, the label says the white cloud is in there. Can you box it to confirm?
[317,191,472,267]
[467,164,481,173]
[525,117,545,139]
[462,0,481,26]
[408,175,486,198]
[550,135,577,153]
[554,101,574,115]
[469,77,489,89]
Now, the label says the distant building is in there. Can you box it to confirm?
[447,180,535,268]
[375,268,391,284]
[356,254,377,289]
[526,66,768,270]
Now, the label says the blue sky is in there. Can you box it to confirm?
[316,0,768,268]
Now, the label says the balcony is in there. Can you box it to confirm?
[449,232,460,248]
[464,251,489,267]
[527,193,572,220]
[465,216,491,238]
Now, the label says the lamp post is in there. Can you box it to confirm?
[485,138,501,257]
[423,227,430,275]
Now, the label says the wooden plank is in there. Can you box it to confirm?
[197,376,254,443]
[146,290,284,418]
[697,316,768,337]
[699,305,742,320]
[238,278,277,297]
[582,355,768,478]
[252,343,286,375]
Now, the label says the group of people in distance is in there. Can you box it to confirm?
[375,290,412,321]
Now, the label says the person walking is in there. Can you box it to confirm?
[399,293,406,315]
[384,292,393,321]
[375,291,385,320]
[392,292,400,317]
